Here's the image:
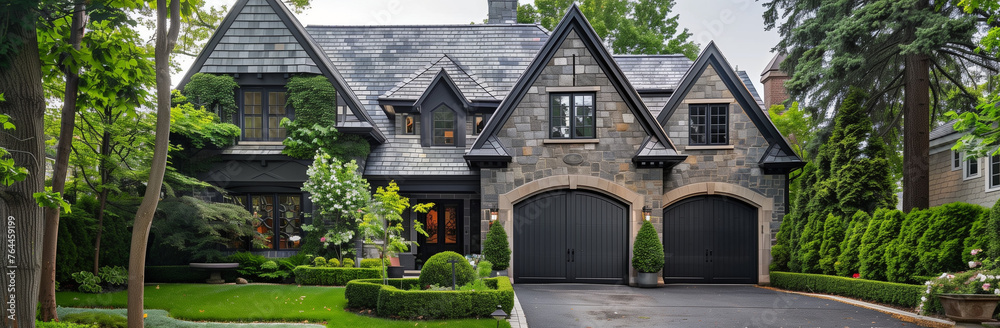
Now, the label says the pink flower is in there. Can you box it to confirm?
[852,273,860,279]
[320,237,326,242]
[972,249,982,255]
[984,283,992,291]
[970,261,980,268]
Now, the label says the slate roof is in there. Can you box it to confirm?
[305,24,550,176]
[762,53,786,76]
[738,71,765,108]
[614,55,692,91]
[198,0,320,75]
[381,55,498,102]
[930,120,959,141]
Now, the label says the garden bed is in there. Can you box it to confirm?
[345,278,514,319]
[292,266,381,286]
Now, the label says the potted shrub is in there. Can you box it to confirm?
[919,249,1000,322]
[483,221,511,277]
[632,220,664,287]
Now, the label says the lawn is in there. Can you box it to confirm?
[56,284,510,328]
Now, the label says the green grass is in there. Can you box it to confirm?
[56,284,509,328]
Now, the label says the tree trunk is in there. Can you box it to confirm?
[0,21,47,328]
[92,124,112,275]
[127,0,179,326]
[93,189,108,274]
[39,2,87,321]
[902,53,931,212]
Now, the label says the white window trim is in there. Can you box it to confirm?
[987,155,1000,192]
[964,156,981,181]
[951,150,962,171]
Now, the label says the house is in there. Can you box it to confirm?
[179,0,805,285]
[928,123,1000,208]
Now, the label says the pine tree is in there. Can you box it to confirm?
[835,211,871,277]
[818,214,844,275]
[859,209,904,281]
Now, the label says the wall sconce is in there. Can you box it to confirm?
[642,206,651,221]
[490,208,499,222]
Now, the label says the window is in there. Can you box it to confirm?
[689,104,729,145]
[965,156,980,179]
[952,150,962,171]
[432,106,455,145]
[549,93,595,139]
[242,89,290,141]
[989,154,1000,191]
[473,114,485,134]
[244,194,303,250]
[402,114,416,135]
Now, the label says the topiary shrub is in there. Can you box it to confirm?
[345,278,514,319]
[342,258,355,268]
[62,311,127,328]
[313,257,327,267]
[770,272,924,308]
[835,211,870,276]
[360,258,389,269]
[631,220,664,273]
[483,222,510,270]
[326,258,341,267]
[419,251,474,288]
[292,266,381,286]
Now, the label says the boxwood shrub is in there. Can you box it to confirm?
[419,251,474,288]
[292,266,380,286]
[345,277,514,319]
[770,271,924,308]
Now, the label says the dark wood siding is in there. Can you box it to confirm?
[662,195,757,284]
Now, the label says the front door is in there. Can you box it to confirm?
[417,203,463,263]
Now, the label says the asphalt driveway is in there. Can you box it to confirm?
[514,284,917,327]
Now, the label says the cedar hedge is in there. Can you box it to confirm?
[345,277,514,319]
[770,271,924,308]
[292,266,380,286]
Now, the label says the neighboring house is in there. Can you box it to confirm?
[928,122,1000,208]
[180,0,804,285]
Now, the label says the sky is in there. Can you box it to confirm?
[182,0,781,93]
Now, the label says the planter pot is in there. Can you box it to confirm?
[387,265,405,278]
[938,294,1000,323]
[636,272,658,288]
[490,269,508,277]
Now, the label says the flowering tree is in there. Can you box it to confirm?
[301,152,370,262]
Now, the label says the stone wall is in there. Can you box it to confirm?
[661,64,787,239]
[929,150,1000,208]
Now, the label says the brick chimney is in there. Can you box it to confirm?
[760,53,790,110]
[488,0,518,24]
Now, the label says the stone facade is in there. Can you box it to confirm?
[929,150,1000,208]
[662,64,787,236]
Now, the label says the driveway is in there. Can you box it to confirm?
[514,284,917,327]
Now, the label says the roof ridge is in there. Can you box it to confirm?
[382,55,449,98]
[444,55,498,99]
[306,24,547,29]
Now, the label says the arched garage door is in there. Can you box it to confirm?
[513,190,628,284]
[663,195,757,284]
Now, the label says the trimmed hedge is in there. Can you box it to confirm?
[292,266,380,286]
[345,277,514,319]
[770,271,924,308]
[419,251,475,288]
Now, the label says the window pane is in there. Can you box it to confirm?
[710,105,727,144]
[969,158,979,176]
[475,115,484,134]
[550,95,570,138]
[425,210,438,244]
[444,206,457,244]
[251,195,274,249]
[992,155,1000,188]
[433,108,455,145]
[266,92,288,141]
[405,115,415,134]
[689,105,706,145]
[277,195,301,249]
[954,151,962,168]
[244,92,263,140]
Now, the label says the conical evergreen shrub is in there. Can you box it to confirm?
[632,220,665,273]
[483,222,511,270]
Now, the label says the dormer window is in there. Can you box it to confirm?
[432,105,456,146]
[242,88,290,141]
[402,114,416,135]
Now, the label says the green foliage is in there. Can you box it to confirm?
[817,214,844,275]
[0,95,28,186]
[71,271,102,294]
[281,76,370,160]
[326,258,340,267]
[61,312,127,328]
[342,258,355,268]
[631,220,664,273]
[419,251,475,288]
[916,202,987,275]
[56,197,97,283]
[35,321,96,328]
[302,153,369,262]
[770,272,924,308]
[227,252,269,281]
[143,266,221,283]
[796,214,823,274]
[835,211,870,277]
[292,266,381,286]
[97,266,127,286]
[346,278,515,319]
[886,208,934,283]
[858,209,904,281]
[990,198,1000,258]
[963,209,990,264]
[360,258,389,269]
[257,261,291,282]
[34,186,71,213]
[483,222,511,270]
[313,257,327,267]
[358,181,433,284]
[527,0,699,59]
[169,102,240,149]
[768,102,816,160]
[180,73,238,118]
[152,196,264,263]
[476,260,493,280]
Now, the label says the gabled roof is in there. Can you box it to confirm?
[614,55,692,92]
[381,55,497,103]
[177,0,384,143]
[468,4,677,165]
[657,42,805,172]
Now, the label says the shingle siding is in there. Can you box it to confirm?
[929,150,1000,208]
[200,0,321,75]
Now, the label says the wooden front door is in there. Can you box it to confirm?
[417,203,463,263]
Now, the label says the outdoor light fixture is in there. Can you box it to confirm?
[491,305,508,328]
[490,208,499,221]
[642,206,651,221]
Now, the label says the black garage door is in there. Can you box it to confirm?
[662,195,757,284]
[513,190,628,284]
